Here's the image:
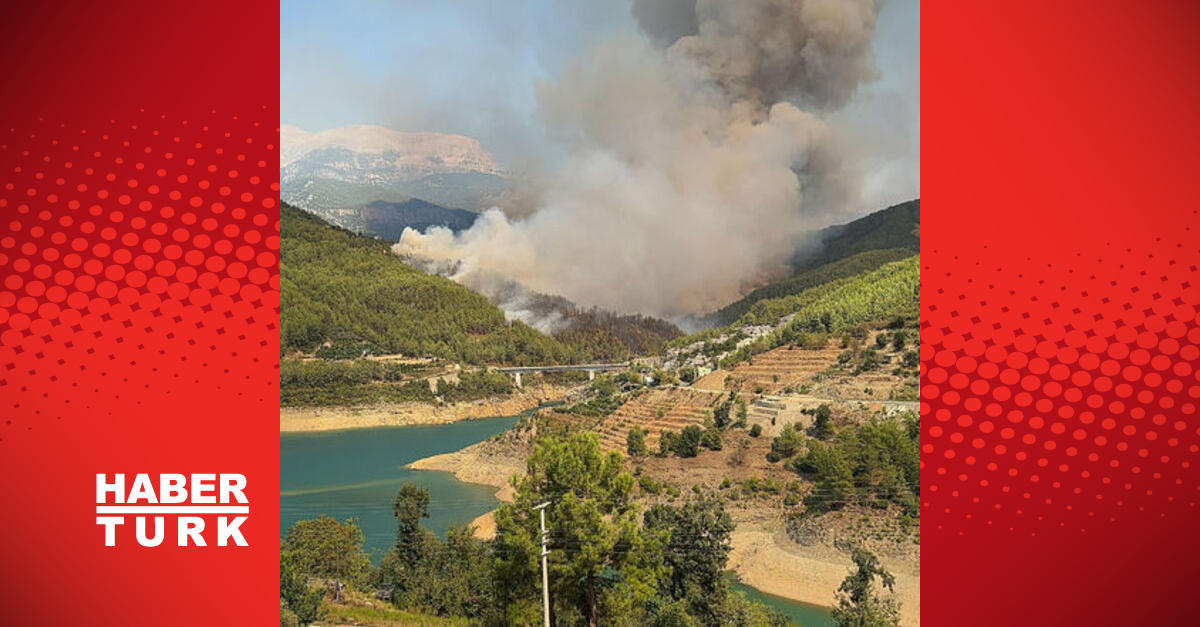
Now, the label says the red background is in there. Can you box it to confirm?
[0,1,280,625]
[924,1,1200,625]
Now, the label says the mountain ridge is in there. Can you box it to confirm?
[280,124,502,175]
[701,199,920,327]
[281,124,510,222]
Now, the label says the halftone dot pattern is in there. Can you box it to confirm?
[0,110,280,443]
[921,216,1200,535]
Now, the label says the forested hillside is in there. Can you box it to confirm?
[358,198,477,241]
[281,202,574,365]
[281,203,680,366]
[794,199,920,272]
[740,255,920,328]
[705,248,915,326]
[555,309,682,361]
[668,253,919,373]
[720,255,919,366]
[703,200,919,327]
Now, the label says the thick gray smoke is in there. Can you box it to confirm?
[631,0,700,46]
[396,0,881,320]
[639,0,879,111]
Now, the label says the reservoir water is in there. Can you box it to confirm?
[731,581,835,627]
[280,417,833,626]
[280,416,519,559]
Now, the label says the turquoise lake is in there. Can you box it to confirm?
[280,416,519,559]
[280,418,833,625]
[731,581,835,627]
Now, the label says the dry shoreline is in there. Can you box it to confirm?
[372,386,916,619]
[405,441,523,541]
[405,444,919,626]
[280,385,570,433]
[729,520,920,626]
[405,442,522,496]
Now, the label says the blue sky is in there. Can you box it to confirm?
[281,0,920,210]
[280,0,635,160]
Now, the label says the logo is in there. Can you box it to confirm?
[95,474,250,547]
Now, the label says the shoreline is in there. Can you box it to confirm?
[406,443,521,541]
[394,406,920,626]
[405,445,520,494]
[729,521,920,626]
[280,385,571,433]
[408,447,920,626]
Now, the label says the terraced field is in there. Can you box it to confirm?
[744,395,806,436]
[593,387,727,452]
[592,331,916,451]
[720,344,846,394]
[692,333,913,401]
[809,371,906,400]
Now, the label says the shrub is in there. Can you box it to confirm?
[639,474,664,495]
[658,431,677,457]
[700,427,724,451]
[811,404,834,440]
[770,424,803,459]
[627,427,648,458]
[674,426,703,458]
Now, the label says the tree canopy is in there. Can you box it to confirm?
[494,433,653,627]
[831,548,901,627]
[280,516,371,601]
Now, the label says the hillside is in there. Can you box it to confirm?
[703,200,920,327]
[281,203,680,367]
[554,308,682,361]
[359,199,477,241]
[705,247,915,326]
[281,202,573,365]
[281,174,480,240]
[670,255,919,371]
[736,255,920,330]
[795,199,920,271]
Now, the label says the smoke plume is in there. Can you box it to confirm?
[396,0,881,320]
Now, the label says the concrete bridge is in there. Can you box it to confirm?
[496,363,629,388]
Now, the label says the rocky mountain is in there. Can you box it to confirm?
[281,124,509,229]
[281,124,502,175]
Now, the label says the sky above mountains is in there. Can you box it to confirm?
[281,0,919,217]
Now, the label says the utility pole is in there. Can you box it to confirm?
[534,501,552,627]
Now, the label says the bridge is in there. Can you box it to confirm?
[495,363,629,387]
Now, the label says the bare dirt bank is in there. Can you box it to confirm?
[401,394,921,624]
[280,385,571,433]
[406,441,522,495]
[729,518,920,627]
[405,431,531,541]
[412,442,920,627]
